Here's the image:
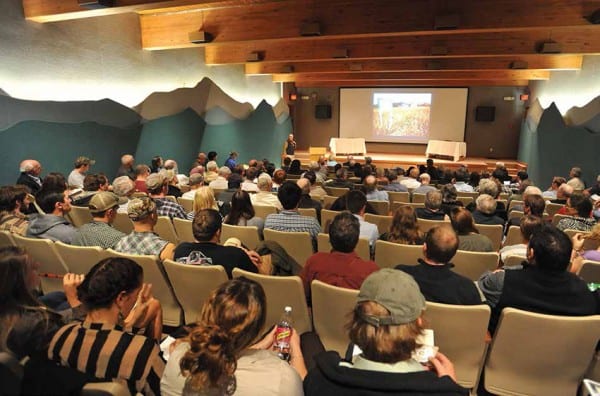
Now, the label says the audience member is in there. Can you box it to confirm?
[207,151,218,162]
[72,192,126,249]
[469,178,507,221]
[380,206,424,245]
[161,277,305,395]
[112,176,135,213]
[556,192,596,231]
[67,156,94,189]
[181,173,204,200]
[150,155,163,173]
[396,225,482,305]
[325,167,354,189]
[569,224,600,273]
[551,183,573,206]
[224,190,265,238]
[478,223,599,332]
[453,169,473,192]
[204,161,219,183]
[48,258,163,395]
[134,164,151,193]
[400,167,421,189]
[251,173,283,211]
[506,194,545,228]
[281,156,292,173]
[264,181,321,242]
[272,169,286,191]
[585,174,600,197]
[472,194,504,225]
[440,184,463,216]
[114,196,175,260]
[364,175,389,201]
[304,268,467,395]
[424,158,440,180]
[208,166,231,190]
[499,215,543,264]
[174,208,258,277]
[567,166,585,190]
[0,185,30,235]
[224,151,238,170]
[346,190,379,246]
[288,159,302,175]
[450,207,493,252]
[146,173,187,220]
[542,176,566,199]
[382,170,408,192]
[301,212,378,303]
[297,177,322,222]
[415,190,447,221]
[162,169,183,198]
[27,189,75,243]
[189,186,221,218]
[241,166,260,193]
[71,173,110,207]
[412,173,437,195]
[116,154,135,180]
[215,173,242,208]
[17,159,43,195]
[302,170,327,199]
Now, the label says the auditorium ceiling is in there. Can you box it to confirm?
[22,0,600,87]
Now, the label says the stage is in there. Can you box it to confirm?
[293,150,527,177]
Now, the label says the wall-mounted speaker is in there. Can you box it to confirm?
[315,104,332,119]
[475,106,495,122]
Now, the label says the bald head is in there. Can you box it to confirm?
[419,173,431,184]
[19,159,42,176]
[364,175,377,192]
[424,225,459,264]
[557,183,574,199]
[297,178,310,194]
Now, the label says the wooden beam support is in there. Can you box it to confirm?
[205,28,600,64]
[272,70,551,83]
[246,55,583,74]
[139,0,598,49]
[294,80,531,88]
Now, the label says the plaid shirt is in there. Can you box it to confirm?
[72,221,126,249]
[114,231,168,256]
[264,210,321,238]
[154,198,187,220]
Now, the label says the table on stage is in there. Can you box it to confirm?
[426,140,466,162]
[329,138,367,155]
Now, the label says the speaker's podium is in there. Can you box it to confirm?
[309,146,327,162]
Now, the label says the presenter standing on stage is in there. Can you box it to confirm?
[283,133,297,160]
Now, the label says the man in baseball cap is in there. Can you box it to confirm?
[71,191,126,249]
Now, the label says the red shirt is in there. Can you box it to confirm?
[300,251,379,305]
[134,180,148,193]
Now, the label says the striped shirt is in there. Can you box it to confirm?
[265,210,321,238]
[48,321,164,396]
[72,221,126,249]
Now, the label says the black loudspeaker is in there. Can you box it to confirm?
[475,106,495,122]
[315,104,332,119]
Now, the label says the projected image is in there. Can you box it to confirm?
[373,93,432,139]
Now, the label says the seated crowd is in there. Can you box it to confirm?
[1,151,599,395]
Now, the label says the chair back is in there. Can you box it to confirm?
[507,210,524,221]
[579,260,600,283]
[66,206,93,227]
[411,193,426,203]
[456,196,474,206]
[221,224,261,250]
[364,213,393,235]
[390,201,424,213]
[476,224,503,251]
[311,280,359,355]
[231,268,312,334]
[452,250,499,281]
[502,255,526,268]
[0,230,15,248]
[177,197,194,213]
[563,229,600,251]
[417,218,449,233]
[298,207,317,219]
[325,187,349,197]
[54,242,108,276]
[164,195,178,203]
[173,218,195,243]
[112,212,134,234]
[320,209,340,233]
[545,202,564,218]
[154,216,179,244]
[387,191,410,204]
[162,259,228,324]
[252,204,278,220]
[425,302,491,389]
[317,233,370,261]
[457,191,479,199]
[484,308,600,396]
[552,213,570,227]
[367,200,389,216]
[81,382,130,396]
[503,226,522,247]
[374,240,422,269]
[104,249,183,326]
[13,235,68,293]
[508,200,523,211]
[263,229,313,266]
[322,195,338,209]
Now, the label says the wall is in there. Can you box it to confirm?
[291,84,526,158]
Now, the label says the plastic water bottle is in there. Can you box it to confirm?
[273,306,293,361]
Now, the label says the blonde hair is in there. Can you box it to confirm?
[193,186,218,213]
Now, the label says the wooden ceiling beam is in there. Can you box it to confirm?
[245,55,583,74]
[205,28,600,64]
[272,70,550,83]
[139,0,599,50]
[294,79,531,88]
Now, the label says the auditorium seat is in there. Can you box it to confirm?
[364,213,392,235]
[172,218,194,243]
[452,250,499,281]
[12,234,68,293]
[374,240,422,268]
[324,187,350,197]
[417,218,449,233]
[411,193,426,203]
[0,230,15,248]
[263,229,314,267]
[475,224,503,251]
[387,191,410,204]
[320,209,340,233]
[578,260,600,283]
[54,242,108,276]
[112,212,134,234]
[176,197,194,212]
[252,204,278,220]
[66,206,93,227]
[367,200,389,215]
[154,216,179,244]
[317,233,370,261]
[298,207,318,220]
[221,224,261,250]
[503,226,522,247]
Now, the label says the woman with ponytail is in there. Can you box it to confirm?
[161,277,306,395]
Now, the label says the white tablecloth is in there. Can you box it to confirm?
[425,140,466,162]
[329,138,367,155]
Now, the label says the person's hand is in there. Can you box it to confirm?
[250,325,276,350]
[289,326,302,358]
[244,249,262,266]
[125,283,153,329]
[429,352,457,382]
[63,273,84,307]
[572,233,585,252]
